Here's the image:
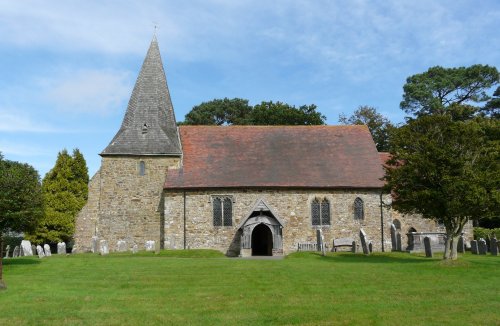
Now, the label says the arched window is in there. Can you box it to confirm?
[354,197,364,220]
[311,198,330,226]
[213,196,232,226]
[139,161,146,176]
[392,219,401,230]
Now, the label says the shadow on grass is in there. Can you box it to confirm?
[3,257,41,266]
[288,251,440,264]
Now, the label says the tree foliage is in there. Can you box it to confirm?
[483,86,500,119]
[400,65,499,119]
[339,106,394,151]
[180,98,326,125]
[26,149,89,244]
[0,153,43,288]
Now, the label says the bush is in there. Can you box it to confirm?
[473,227,500,248]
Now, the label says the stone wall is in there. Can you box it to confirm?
[164,189,445,256]
[74,156,180,252]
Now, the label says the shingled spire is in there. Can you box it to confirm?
[101,36,181,156]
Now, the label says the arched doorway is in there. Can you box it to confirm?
[251,224,273,256]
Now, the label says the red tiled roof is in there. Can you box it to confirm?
[165,125,385,189]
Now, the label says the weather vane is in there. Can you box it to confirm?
[153,22,159,36]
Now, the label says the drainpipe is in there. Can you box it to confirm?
[183,190,186,250]
[379,192,385,252]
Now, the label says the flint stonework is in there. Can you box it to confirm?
[478,239,487,255]
[470,240,479,254]
[424,236,433,257]
[57,242,66,254]
[36,245,45,258]
[44,244,52,256]
[21,240,33,256]
[99,240,109,255]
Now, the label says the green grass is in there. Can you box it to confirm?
[0,250,499,325]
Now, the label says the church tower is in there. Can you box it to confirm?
[73,37,182,252]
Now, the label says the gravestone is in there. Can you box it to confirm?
[470,240,479,254]
[132,244,138,254]
[351,240,357,253]
[390,224,397,251]
[490,237,498,256]
[457,236,465,253]
[99,240,109,255]
[316,229,325,256]
[91,236,98,253]
[13,246,20,258]
[424,236,433,257]
[478,238,487,255]
[116,240,127,252]
[20,246,24,256]
[4,245,10,258]
[21,240,33,256]
[36,245,45,258]
[359,229,370,255]
[44,244,52,257]
[32,245,37,255]
[145,240,155,251]
[57,242,66,254]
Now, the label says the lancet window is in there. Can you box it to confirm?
[213,196,233,227]
[311,198,330,226]
[354,197,364,220]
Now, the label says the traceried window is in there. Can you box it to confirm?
[213,196,232,226]
[354,197,364,220]
[311,198,330,226]
[139,161,146,176]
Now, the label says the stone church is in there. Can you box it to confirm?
[73,37,454,256]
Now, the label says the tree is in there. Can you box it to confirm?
[0,153,44,289]
[180,98,326,126]
[26,149,89,245]
[181,98,252,125]
[483,86,500,119]
[339,106,394,151]
[384,116,499,260]
[400,65,499,119]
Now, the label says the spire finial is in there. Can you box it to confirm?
[153,22,159,39]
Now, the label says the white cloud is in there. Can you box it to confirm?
[0,109,60,133]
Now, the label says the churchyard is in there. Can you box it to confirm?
[0,249,498,325]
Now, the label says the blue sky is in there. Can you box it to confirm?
[1,1,499,178]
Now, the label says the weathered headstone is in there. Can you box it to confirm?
[131,244,138,254]
[44,244,52,257]
[396,233,402,251]
[490,236,498,256]
[21,240,33,256]
[316,229,325,255]
[470,240,479,254]
[57,242,66,254]
[478,238,487,255]
[145,240,155,251]
[116,240,127,252]
[423,236,433,257]
[36,245,45,258]
[13,246,20,258]
[457,236,465,253]
[20,246,24,256]
[32,245,37,255]
[91,236,98,253]
[99,240,109,255]
[359,229,370,255]
[351,240,356,253]
[4,245,10,258]
[390,224,397,251]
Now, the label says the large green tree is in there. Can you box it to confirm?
[339,106,394,151]
[0,153,44,289]
[180,98,326,125]
[26,149,88,245]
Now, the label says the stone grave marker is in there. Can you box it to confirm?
[424,236,433,257]
[396,233,402,251]
[490,237,498,256]
[132,244,138,254]
[457,236,465,253]
[316,229,325,255]
[13,246,20,258]
[145,240,155,251]
[351,240,357,253]
[57,242,66,254]
[470,240,479,254]
[478,238,487,255]
[359,229,370,255]
[91,236,98,253]
[36,245,45,258]
[390,224,397,251]
[32,245,37,255]
[20,246,24,256]
[4,245,10,258]
[116,240,127,252]
[44,244,52,256]
[21,240,33,256]
[99,240,109,255]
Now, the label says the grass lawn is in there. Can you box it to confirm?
[0,250,499,325]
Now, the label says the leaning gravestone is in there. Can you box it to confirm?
[44,244,52,257]
[390,224,397,251]
[13,246,20,258]
[145,240,155,251]
[116,240,127,252]
[99,240,109,255]
[91,236,98,253]
[57,242,66,254]
[359,229,370,255]
[21,240,33,256]
[478,238,487,255]
[36,245,45,258]
[424,236,433,258]
[470,240,479,254]
[457,236,465,253]
[131,244,138,254]
[4,245,10,258]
